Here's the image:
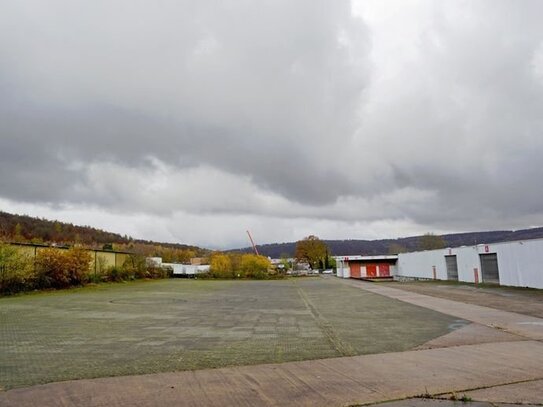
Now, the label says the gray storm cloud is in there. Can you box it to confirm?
[1,0,543,247]
[0,0,367,204]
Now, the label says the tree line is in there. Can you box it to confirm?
[0,211,129,246]
[0,211,209,263]
[235,232,475,258]
[208,252,276,279]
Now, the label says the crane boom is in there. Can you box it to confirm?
[246,230,259,255]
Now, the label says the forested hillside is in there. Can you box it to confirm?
[0,211,208,261]
[0,211,128,245]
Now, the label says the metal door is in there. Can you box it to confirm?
[378,263,390,277]
[445,255,458,281]
[479,253,499,284]
[349,263,361,278]
[366,264,377,277]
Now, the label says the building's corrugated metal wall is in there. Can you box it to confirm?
[335,258,351,278]
[116,253,129,267]
[340,266,350,278]
[396,250,448,280]
[396,238,543,289]
[92,251,116,273]
[492,239,543,288]
[453,246,480,283]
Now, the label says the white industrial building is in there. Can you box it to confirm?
[337,238,543,289]
[163,263,210,277]
[147,257,210,277]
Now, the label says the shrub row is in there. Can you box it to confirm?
[0,244,170,295]
[92,262,170,283]
[207,253,284,280]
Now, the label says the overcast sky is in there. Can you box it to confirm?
[1,0,543,249]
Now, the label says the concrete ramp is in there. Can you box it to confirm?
[414,322,526,350]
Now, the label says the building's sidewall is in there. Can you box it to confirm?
[396,239,543,289]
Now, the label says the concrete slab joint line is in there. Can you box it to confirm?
[346,280,543,341]
[359,396,543,407]
[297,287,357,357]
[450,378,543,405]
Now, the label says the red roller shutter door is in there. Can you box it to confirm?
[349,263,361,278]
[366,264,377,277]
[378,263,390,277]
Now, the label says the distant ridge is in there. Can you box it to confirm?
[232,227,543,258]
[4,209,542,258]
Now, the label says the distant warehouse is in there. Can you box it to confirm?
[336,237,543,289]
[335,255,398,280]
[147,257,210,277]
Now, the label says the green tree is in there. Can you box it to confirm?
[295,235,329,269]
[13,223,24,242]
[279,254,292,272]
[35,247,92,289]
[323,248,333,269]
[0,243,35,294]
[53,222,63,241]
[239,254,271,279]
[210,253,233,278]
[229,252,242,273]
[418,233,446,251]
[122,254,148,279]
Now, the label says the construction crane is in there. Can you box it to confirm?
[246,230,259,256]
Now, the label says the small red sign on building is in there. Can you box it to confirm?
[484,245,489,253]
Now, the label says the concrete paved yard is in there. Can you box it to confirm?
[3,278,543,407]
[381,280,543,318]
[0,278,462,390]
